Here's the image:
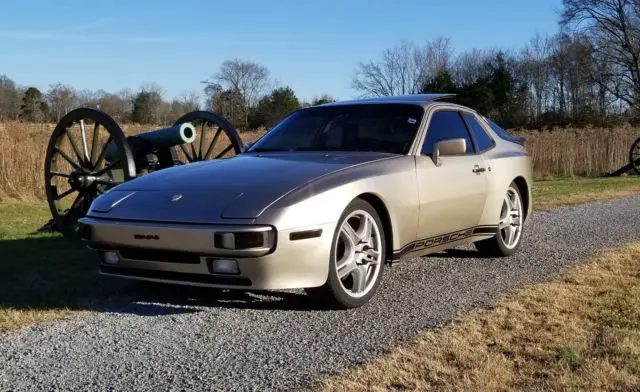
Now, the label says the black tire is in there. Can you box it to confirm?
[475,182,524,257]
[305,199,386,309]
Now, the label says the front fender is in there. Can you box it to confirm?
[256,156,419,253]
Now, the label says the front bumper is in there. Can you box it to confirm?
[78,217,336,290]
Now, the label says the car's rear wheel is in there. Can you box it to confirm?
[306,199,386,309]
[475,182,524,257]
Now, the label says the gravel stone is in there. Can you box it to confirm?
[1,196,639,391]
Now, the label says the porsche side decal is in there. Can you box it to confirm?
[392,225,498,259]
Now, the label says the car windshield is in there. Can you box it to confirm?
[247,103,424,154]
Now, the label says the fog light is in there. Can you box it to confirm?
[103,251,120,265]
[208,258,239,275]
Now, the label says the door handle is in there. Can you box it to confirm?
[472,165,486,174]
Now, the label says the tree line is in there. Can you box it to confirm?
[0,59,334,129]
[1,1,639,130]
[352,0,640,129]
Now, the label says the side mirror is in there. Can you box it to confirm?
[432,138,466,166]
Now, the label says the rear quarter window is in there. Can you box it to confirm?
[463,113,495,152]
[484,117,525,146]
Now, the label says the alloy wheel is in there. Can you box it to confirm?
[334,209,383,298]
[499,186,523,249]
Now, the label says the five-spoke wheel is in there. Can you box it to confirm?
[476,182,524,256]
[306,199,386,309]
[498,185,523,249]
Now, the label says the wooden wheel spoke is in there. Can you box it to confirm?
[55,187,76,201]
[190,140,198,161]
[198,121,206,160]
[93,159,122,176]
[204,128,223,160]
[79,120,90,162]
[69,192,85,212]
[65,128,85,165]
[54,147,82,171]
[214,144,234,159]
[50,171,71,178]
[92,136,113,170]
[179,144,193,162]
[90,122,101,164]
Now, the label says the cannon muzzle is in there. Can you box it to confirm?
[105,122,196,164]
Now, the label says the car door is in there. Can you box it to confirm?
[415,109,489,241]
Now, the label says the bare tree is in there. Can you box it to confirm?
[0,75,21,121]
[562,0,640,109]
[352,38,453,97]
[203,82,224,111]
[521,33,553,122]
[46,83,78,121]
[178,90,200,112]
[451,49,496,86]
[96,92,132,122]
[204,59,271,127]
[424,37,454,78]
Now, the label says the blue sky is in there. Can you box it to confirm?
[0,0,562,103]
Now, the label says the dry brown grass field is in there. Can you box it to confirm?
[314,242,640,392]
[0,121,638,202]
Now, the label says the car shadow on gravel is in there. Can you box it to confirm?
[106,283,325,314]
[431,249,491,259]
[1,234,488,324]
[0,235,326,325]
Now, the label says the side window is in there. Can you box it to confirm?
[421,111,474,156]
[463,113,495,152]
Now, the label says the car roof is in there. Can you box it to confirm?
[318,93,457,109]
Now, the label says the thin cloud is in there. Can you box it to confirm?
[0,29,176,44]
[65,17,120,32]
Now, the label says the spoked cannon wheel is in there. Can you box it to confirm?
[171,111,245,163]
[630,136,640,175]
[44,108,136,236]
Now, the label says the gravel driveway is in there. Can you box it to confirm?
[1,196,639,392]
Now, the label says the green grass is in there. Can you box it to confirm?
[532,176,640,210]
[0,176,638,332]
[0,204,142,331]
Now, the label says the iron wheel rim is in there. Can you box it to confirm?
[44,108,135,235]
[172,111,244,163]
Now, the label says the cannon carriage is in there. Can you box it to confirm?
[631,136,640,175]
[44,108,245,236]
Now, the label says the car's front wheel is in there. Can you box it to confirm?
[475,182,524,257]
[306,199,386,309]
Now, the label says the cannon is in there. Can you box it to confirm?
[43,107,245,235]
[631,136,640,175]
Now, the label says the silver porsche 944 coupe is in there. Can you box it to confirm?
[79,94,532,308]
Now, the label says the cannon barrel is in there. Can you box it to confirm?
[105,122,196,163]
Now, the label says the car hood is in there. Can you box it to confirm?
[88,152,394,223]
